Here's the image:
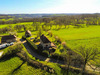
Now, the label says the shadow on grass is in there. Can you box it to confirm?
[17,31,25,33]
[0,54,16,62]
[12,61,26,74]
[20,38,25,42]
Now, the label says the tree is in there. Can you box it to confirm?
[62,48,73,75]
[22,25,27,31]
[76,46,100,75]
[49,21,55,29]
[61,42,72,75]
[37,28,43,37]
[14,25,23,32]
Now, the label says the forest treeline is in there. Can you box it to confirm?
[0,14,100,25]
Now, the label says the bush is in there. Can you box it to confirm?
[62,42,71,51]
[51,53,64,61]
[22,35,26,40]
[75,24,87,28]
[33,38,40,42]
[42,50,49,57]
[48,31,53,37]
[54,36,62,44]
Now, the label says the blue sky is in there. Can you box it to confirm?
[0,0,100,14]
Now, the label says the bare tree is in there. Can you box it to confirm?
[76,46,100,75]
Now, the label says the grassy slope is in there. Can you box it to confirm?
[0,57,23,75]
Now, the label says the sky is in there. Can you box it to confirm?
[0,0,100,14]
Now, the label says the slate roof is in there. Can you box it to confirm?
[25,30,31,35]
[40,34,51,43]
[1,35,16,41]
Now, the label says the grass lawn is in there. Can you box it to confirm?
[0,22,33,28]
[0,18,14,22]
[51,25,100,40]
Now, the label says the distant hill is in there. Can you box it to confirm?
[0,14,13,19]
[0,13,100,18]
[5,14,80,18]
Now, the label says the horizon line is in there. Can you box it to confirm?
[0,13,99,15]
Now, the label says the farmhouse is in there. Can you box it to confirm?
[25,30,32,37]
[1,35,16,43]
[40,34,56,49]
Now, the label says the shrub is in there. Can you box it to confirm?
[61,42,71,50]
[33,38,40,42]
[42,50,49,57]
[75,24,87,28]
[22,35,26,40]
[48,31,53,37]
[54,36,62,44]
[51,53,64,61]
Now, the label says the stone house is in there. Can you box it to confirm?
[1,35,16,43]
[25,30,32,37]
[40,34,56,49]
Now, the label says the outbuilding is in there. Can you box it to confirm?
[25,30,32,37]
[1,35,16,43]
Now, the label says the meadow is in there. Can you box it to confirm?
[0,22,33,28]
[51,25,100,50]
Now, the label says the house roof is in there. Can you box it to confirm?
[40,34,51,43]
[1,35,16,41]
[25,30,31,34]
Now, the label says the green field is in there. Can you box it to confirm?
[52,26,100,40]
[51,25,100,50]
[0,22,33,28]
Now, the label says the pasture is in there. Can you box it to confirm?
[51,25,100,50]
[0,22,33,28]
[51,25,100,40]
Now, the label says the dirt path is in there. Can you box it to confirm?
[0,51,3,57]
[86,63,100,72]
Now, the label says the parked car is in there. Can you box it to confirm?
[10,42,14,46]
[6,43,10,47]
[0,43,7,50]
[30,37,34,40]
